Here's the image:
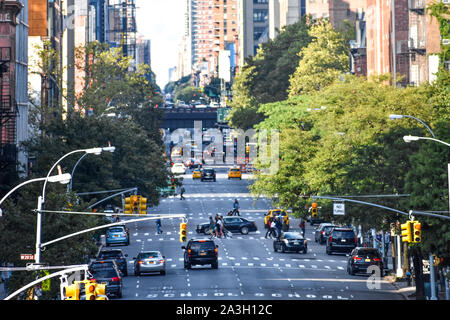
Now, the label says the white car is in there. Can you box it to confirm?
[171,163,186,174]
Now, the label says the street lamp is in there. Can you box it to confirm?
[67,146,116,193]
[0,171,72,209]
[388,114,436,138]
[35,146,115,264]
[402,135,450,300]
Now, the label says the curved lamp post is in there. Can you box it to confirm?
[35,146,115,265]
[388,114,436,138]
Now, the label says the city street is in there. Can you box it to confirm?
[111,167,404,300]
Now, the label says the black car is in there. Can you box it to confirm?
[88,259,123,298]
[273,232,307,253]
[347,247,384,276]
[96,248,128,276]
[196,217,258,235]
[182,238,219,269]
[201,168,216,181]
[314,223,336,244]
[326,227,357,255]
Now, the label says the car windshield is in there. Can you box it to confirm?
[284,233,303,239]
[231,169,239,172]
[190,241,215,250]
[204,169,214,173]
[108,228,124,233]
[140,252,161,259]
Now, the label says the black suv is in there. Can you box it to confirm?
[96,248,128,276]
[326,227,357,255]
[88,259,123,298]
[347,247,384,276]
[182,238,219,269]
[201,168,216,182]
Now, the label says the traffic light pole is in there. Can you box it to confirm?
[4,265,89,300]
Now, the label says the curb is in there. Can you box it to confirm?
[385,275,415,300]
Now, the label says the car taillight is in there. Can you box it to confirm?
[353,257,362,261]
[111,277,120,282]
[373,258,381,262]
[355,236,357,244]
[158,259,165,264]
[214,248,218,255]
[138,260,144,264]
[188,249,191,257]
[329,236,333,243]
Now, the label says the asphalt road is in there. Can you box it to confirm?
[111,167,404,300]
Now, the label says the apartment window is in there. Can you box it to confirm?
[254,0,268,3]
[254,26,266,40]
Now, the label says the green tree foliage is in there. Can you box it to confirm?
[228,18,314,130]
[288,20,350,97]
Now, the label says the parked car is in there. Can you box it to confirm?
[227,167,242,179]
[314,223,336,244]
[171,163,186,174]
[133,251,166,276]
[96,249,128,276]
[182,238,219,269]
[347,247,384,276]
[273,232,307,254]
[201,168,216,181]
[88,259,123,298]
[196,217,257,235]
[326,227,357,255]
[105,225,130,247]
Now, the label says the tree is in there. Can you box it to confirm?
[288,20,349,97]
[228,18,314,130]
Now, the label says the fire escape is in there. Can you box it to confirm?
[0,46,17,172]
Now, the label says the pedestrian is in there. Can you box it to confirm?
[180,186,185,200]
[299,219,305,236]
[265,218,275,239]
[156,218,163,234]
[232,199,240,215]
[384,232,390,256]
[216,216,224,238]
[275,216,282,239]
[209,216,215,239]
[220,216,227,238]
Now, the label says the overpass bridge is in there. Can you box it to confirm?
[161,107,220,131]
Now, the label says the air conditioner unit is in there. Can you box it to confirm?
[443,39,450,45]
[442,0,450,4]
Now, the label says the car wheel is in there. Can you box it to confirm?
[240,226,249,235]
[117,290,122,298]
[282,244,286,253]
[273,243,278,252]
[212,261,218,269]
[135,269,140,276]
[348,266,355,275]
[303,246,307,254]
[160,270,166,275]
[184,262,191,269]
[326,247,331,255]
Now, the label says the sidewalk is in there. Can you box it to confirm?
[384,274,416,300]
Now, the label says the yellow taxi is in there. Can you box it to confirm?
[228,167,242,180]
[192,169,202,179]
[265,209,289,231]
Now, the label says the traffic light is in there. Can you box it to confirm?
[124,197,132,214]
[84,281,96,300]
[311,203,318,218]
[131,195,139,214]
[95,283,107,300]
[412,221,421,243]
[180,222,187,242]
[401,221,413,243]
[64,283,80,300]
[171,178,176,190]
[245,144,249,155]
[139,197,147,215]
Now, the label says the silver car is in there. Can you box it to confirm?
[133,251,166,276]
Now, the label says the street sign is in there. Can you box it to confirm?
[333,203,345,215]
[20,254,35,261]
